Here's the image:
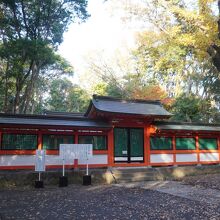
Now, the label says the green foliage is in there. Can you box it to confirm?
[67,86,90,112]
[46,78,90,113]
[105,83,124,98]
[92,83,108,96]
[170,93,219,122]
[0,0,219,121]
[92,72,172,107]
[122,0,220,101]
[0,0,88,44]
[47,78,72,112]
[0,0,89,113]
[92,81,125,99]
[105,0,220,122]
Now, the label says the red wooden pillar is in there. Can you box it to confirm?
[145,125,150,166]
[217,137,220,163]
[196,135,200,164]
[143,125,148,166]
[108,128,114,167]
[0,129,2,151]
[37,130,42,150]
[173,136,176,165]
[74,132,78,144]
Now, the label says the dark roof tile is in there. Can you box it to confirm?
[43,110,84,118]
[154,121,220,132]
[0,116,110,128]
[86,95,172,117]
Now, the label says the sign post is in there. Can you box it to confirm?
[83,145,92,185]
[59,145,68,187]
[35,150,46,188]
[59,144,93,186]
[62,158,65,177]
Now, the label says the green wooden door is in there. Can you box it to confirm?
[130,128,144,161]
[114,128,144,163]
[114,128,128,162]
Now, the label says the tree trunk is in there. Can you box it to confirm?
[21,61,40,114]
[14,79,23,114]
[207,0,220,71]
[3,62,9,113]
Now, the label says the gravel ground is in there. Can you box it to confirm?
[1,183,220,220]
[181,173,220,190]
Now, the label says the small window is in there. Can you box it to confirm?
[150,137,172,150]
[176,137,196,150]
[78,136,107,150]
[199,138,218,150]
[42,135,74,150]
[2,134,37,150]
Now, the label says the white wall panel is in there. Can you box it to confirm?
[176,154,197,163]
[78,155,108,164]
[200,153,219,162]
[45,155,62,165]
[0,155,35,166]
[150,154,173,163]
[0,154,108,167]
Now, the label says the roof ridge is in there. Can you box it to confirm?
[43,110,84,117]
[43,110,84,114]
[0,113,87,120]
[154,120,220,126]
[93,94,162,104]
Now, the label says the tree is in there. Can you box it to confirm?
[92,81,125,98]
[46,78,90,113]
[67,86,90,112]
[109,0,220,116]
[0,0,89,113]
[170,93,219,123]
[133,0,218,95]
[46,78,72,112]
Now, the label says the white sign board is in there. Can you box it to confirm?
[35,150,46,172]
[60,144,93,161]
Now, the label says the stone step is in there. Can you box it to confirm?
[110,168,161,183]
[116,175,157,183]
[111,168,156,175]
[113,172,157,179]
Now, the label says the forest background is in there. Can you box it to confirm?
[1,0,220,123]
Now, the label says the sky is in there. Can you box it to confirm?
[58,0,139,85]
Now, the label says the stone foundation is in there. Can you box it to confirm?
[1,164,220,187]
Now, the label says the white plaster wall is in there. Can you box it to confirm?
[78,155,107,165]
[200,153,219,162]
[176,154,197,163]
[0,155,35,166]
[45,155,63,165]
[150,154,174,163]
[0,154,108,167]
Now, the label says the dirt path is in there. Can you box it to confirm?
[117,180,220,205]
[1,183,220,219]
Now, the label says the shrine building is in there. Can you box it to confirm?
[1,95,220,170]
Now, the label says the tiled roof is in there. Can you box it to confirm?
[154,121,220,132]
[0,114,110,128]
[85,95,172,117]
[43,110,85,118]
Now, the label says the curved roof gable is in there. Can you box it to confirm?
[85,95,172,118]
